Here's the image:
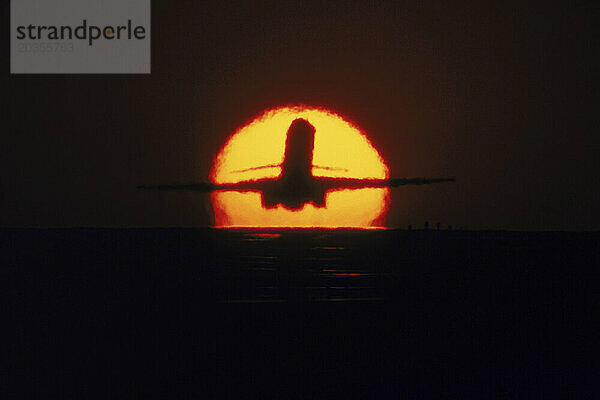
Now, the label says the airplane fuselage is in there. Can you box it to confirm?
[262,119,327,209]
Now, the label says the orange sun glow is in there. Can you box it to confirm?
[210,105,390,228]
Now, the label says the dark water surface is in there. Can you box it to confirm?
[4,228,599,398]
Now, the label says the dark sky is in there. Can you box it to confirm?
[2,1,598,230]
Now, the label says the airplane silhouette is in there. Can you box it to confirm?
[138,119,455,209]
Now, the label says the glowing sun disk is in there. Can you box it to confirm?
[210,106,389,228]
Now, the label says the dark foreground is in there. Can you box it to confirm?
[3,228,599,398]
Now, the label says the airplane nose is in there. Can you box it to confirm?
[288,118,315,132]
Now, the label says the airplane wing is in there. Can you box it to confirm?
[137,182,217,192]
[136,178,276,192]
[314,177,456,190]
[137,177,455,192]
